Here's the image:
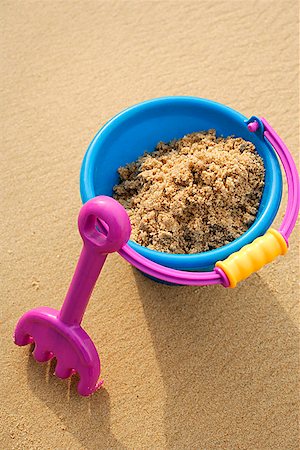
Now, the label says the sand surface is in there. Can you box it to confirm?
[1,1,299,449]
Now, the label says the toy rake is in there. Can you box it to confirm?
[14,196,131,396]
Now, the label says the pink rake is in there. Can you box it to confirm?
[14,196,131,396]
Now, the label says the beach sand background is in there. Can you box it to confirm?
[1,1,299,448]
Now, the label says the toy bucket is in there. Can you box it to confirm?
[80,97,298,287]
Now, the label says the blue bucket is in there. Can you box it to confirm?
[80,97,282,272]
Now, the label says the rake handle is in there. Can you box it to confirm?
[59,196,131,326]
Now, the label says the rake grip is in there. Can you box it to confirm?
[59,196,131,325]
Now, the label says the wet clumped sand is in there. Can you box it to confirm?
[113,130,265,254]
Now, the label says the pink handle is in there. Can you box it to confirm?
[261,118,300,242]
[117,117,299,287]
[118,245,228,286]
[59,197,131,325]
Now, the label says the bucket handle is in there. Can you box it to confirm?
[119,118,299,287]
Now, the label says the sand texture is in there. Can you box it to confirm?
[0,1,299,449]
[114,130,265,253]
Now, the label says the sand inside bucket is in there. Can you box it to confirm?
[113,129,265,254]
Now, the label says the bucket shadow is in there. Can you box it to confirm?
[133,269,299,449]
[26,350,125,449]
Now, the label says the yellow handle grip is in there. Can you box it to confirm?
[216,229,288,288]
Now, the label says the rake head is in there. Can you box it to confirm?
[14,307,102,396]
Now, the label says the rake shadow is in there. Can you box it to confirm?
[26,350,125,450]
